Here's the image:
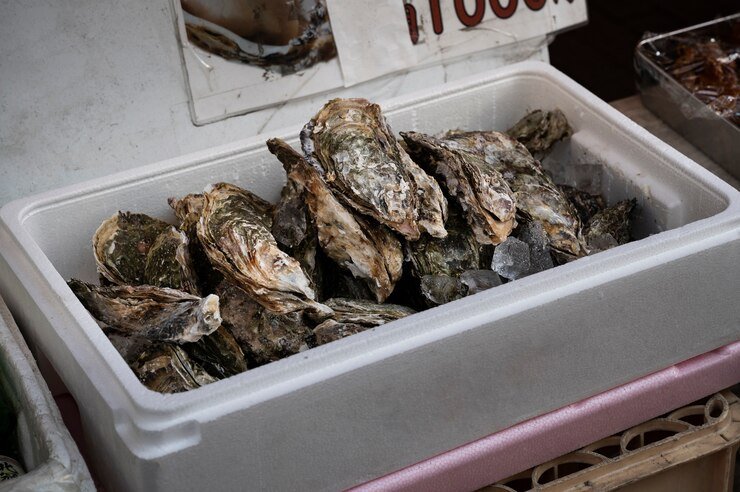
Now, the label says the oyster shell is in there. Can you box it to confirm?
[182,326,248,379]
[406,204,479,278]
[313,320,369,346]
[437,130,586,258]
[507,109,572,155]
[144,226,199,294]
[214,281,312,367]
[559,185,606,225]
[302,98,447,240]
[324,298,415,326]
[182,0,336,75]
[584,199,636,254]
[400,131,517,245]
[272,174,309,250]
[93,212,171,285]
[420,275,467,306]
[68,279,221,343]
[197,182,329,315]
[267,138,403,302]
[168,193,224,293]
[132,343,217,394]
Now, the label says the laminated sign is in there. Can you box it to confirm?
[173,0,586,124]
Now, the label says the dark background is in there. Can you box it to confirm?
[549,0,738,102]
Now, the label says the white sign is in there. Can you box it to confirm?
[173,0,587,125]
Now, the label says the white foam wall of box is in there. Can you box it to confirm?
[0,62,739,491]
[0,295,93,491]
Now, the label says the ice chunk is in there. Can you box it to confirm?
[517,221,555,275]
[491,237,531,280]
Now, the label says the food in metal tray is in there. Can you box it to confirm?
[69,98,638,393]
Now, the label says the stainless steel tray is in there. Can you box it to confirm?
[635,13,740,181]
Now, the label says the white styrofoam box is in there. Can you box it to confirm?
[0,61,738,491]
[0,295,94,491]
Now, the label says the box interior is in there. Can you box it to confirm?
[22,74,728,287]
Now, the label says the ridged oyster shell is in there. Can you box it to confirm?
[68,279,221,343]
[144,226,199,294]
[302,98,447,240]
[312,298,415,345]
[507,109,572,155]
[438,130,586,258]
[268,138,403,302]
[400,131,517,245]
[197,182,329,315]
[132,343,218,394]
[93,212,170,285]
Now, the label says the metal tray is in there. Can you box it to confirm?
[635,13,740,181]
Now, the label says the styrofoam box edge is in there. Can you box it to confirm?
[0,295,94,491]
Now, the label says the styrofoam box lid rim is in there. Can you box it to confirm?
[1,61,739,429]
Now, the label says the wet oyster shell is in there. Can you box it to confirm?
[168,193,224,293]
[324,298,415,326]
[68,279,221,343]
[93,212,171,285]
[214,281,312,367]
[406,205,479,278]
[197,182,329,315]
[438,130,586,258]
[401,131,516,245]
[420,275,467,306]
[182,326,248,379]
[267,138,403,302]
[584,199,636,254]
[302,98,447,240]
[313,320,370,346]
[559,185,606,225]
[182,0,336,75]
[144,226,199,294]
[132,343,217,394]
[507,109,572,155]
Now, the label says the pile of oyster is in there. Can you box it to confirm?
[69,99,637,393]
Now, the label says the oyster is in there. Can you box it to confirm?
[302,98,448,240]
[214,281,312,367]
[93,212,170,285]
[182,0,336,74]
[168,193,223,293]
[583,199,636,254]
[324,298,415,326]
[197,182,329,315]
[507,109,572,155]
[272,174,309,249]
[406,205,479,278]
[460,270,502,295]
[132,343,217,394]
[313,320,369,346]
[400,131,516,245]
[144,226,199,294]
[436,130,586,258]
[68,279,221,343]
[559,185,606,224]
[267,138,403,302]
[420,275,467,306]
[182,326,248,379]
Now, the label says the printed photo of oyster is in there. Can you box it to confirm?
[181,0,337,74]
